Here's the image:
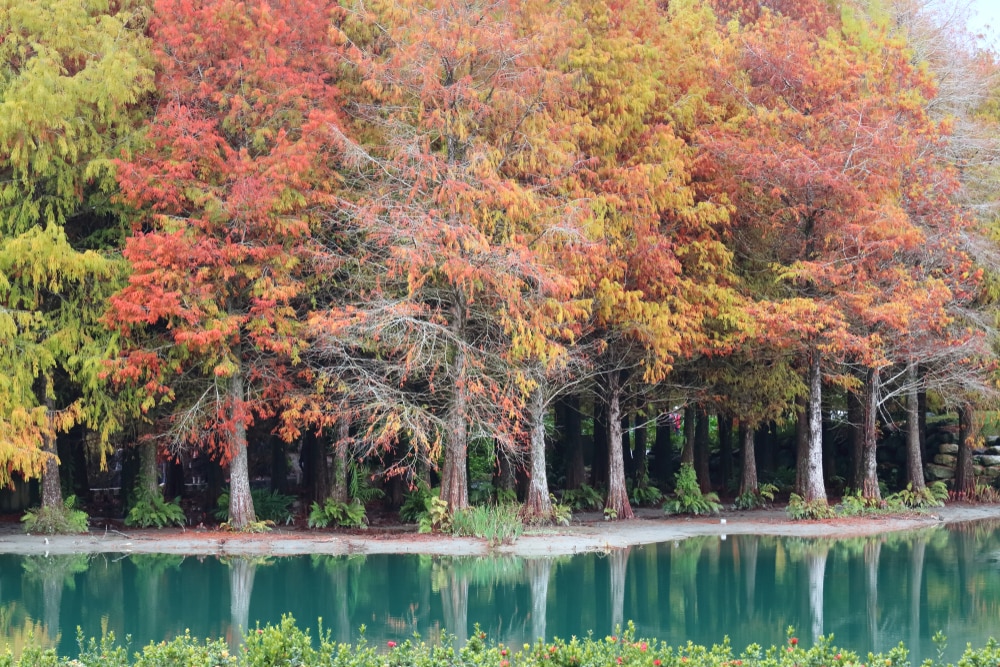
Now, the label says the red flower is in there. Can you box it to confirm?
[387,641,397,648]
[617,658,623,664]
[640,644,648,653]
[790,638,798,646]
[654,661,662,666]
[502,650,508,657]
[611,637,618,643]
[501,661,510,667]
[550,647,558,654]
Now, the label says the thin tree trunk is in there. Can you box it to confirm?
[864,539,881,648]
[719,414,733,491]
[441,345,469,512]
[681,405,695,465]
[695,408,711,493]
[738,422,758,497]
[906,362,925,492]
[794,395,808,496]
[652,411,674,484]
[41,399,62,510]
[847,385,864,490]
[955,404,976,494]
[138,440,159,500]
[441,565,469,647]
[524,386,553,520]
[806,545,828,642]
[860,368,881,501]
[332,419,350,503]
[909,534,926,650]
[621,410,635,481]
[591,398,609,489]
[803,352,827,503]
[558,396,585,490]
[227,369,257,530]
[744,535,759,610]
[634,412,648,485]
[605,371,634,520]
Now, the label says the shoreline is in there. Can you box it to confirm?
[3,503,998,557]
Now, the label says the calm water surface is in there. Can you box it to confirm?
[1,520,997,660]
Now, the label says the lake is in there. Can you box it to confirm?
[1,520,997,660]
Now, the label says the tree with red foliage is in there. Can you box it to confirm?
[107,0,345,529]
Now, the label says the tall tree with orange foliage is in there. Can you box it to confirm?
[701,0,983,503]
[561,0,735,519]
[107,0,345,529]
[308,0,584,513]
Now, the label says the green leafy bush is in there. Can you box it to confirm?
[21,495,89,535]
[400,484,432,523]
[215,489,295,525]
[786,493,835,520]
[308,499,367,529]
[419,494,452,534]
[560,484,603,511]
[664,464,721,516]
[4,617,998,667]
[630,483,664,507]
[126,492,186,528]
[734,483,778,510]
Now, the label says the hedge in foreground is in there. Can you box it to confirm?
[6,616,998,667]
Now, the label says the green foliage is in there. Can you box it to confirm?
[400,484,432,523]
[950,483,1000,503]
[125,492,186,528]
[21,495,88,534]
[835,491,885,517]
[551,495,572,526]
[560,484,604,511]
[220,519,274,534]
[886,482,948,509]
[308,499,367,529]
[349,463,385,504]
[786,493,836,520]
[419,494,452,534]
[216,490,294,525]
[4,618,999,667]
[664,464,722,516]
[630,483,664,507]
[451,503,523,546]
[734,483,778,510]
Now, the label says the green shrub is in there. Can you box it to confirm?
[786,493,835,520]
[21,495,89,535]
[308,499,367,529]
[215,489,295,525]
[400,484,432,523]
[419,494,452,534]
[630,483,664,507]
[126,492,186,528]
[734,483,778,510]
[451,503,523,546]
[664,464,721,516]
[560,484,603,511]
[3,618,999,667]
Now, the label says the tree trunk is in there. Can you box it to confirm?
[652,411,674,485]
[719,413,733,491]
[227,369,257,530]
[332,419,350,503]
[41,400,62,510]
[794,395,808,496]
[441,565,469,648]
[909,534,926,650]
[847,385,864,490]
[270,436,287,494]
[738,421,758,497]
[138,440,160,500]
[905,362,925,491]
[634,412,648,485]
[441,347,469,512]
[591,397,609,489]
[860,368,881,502]
[558,396,586,490]
[864,538,881,648]
[605,371,634,519]
[621,410,635,481]
[694,408,712,493]
[802,352,827,503]
[681,405,695,465]
[955,404,976,494]
[523,387,553,520]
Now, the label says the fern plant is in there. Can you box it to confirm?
[22,496,89,534]
[734,483,778,510]
[215,490,295,525]
[308,499,367,529]
[786,493,835,520]
[663,464,721,516]
[126,492,186,528]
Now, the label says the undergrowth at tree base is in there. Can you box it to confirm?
[5,617,997,667]
[21,496,89,535]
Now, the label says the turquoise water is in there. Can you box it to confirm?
[0,520,997,660]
